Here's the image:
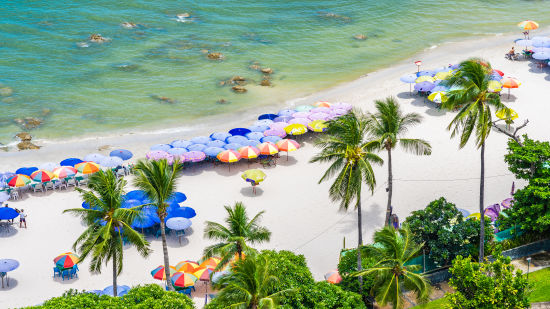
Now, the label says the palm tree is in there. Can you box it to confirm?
[310,110,383,293]
[441,58,511,261]
[203,202,271,269]
[133,159,182,290]
[356,226,430,309]
[213,254,293,308]
[64,170,151,296]
[366,97,432,226]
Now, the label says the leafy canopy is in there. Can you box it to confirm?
[504,135,550,180]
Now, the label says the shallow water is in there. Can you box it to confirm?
[0,0,549,143]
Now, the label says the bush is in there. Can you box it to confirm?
[504,136,550,180]
[337,246,376,298]
[25,284,195,309]
[446,255,530,309]
[290,281,366,309]
[404,197,493,267]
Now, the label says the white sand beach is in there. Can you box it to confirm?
[1,29,549,308]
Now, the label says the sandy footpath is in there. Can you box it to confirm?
[1,29,549,308]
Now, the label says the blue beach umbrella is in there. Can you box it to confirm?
[246,132,265,141]
[84,153,105,163]
[515,39,533,47]
[206,140,226,148]
[110,149,133,161]
[261,136,282,143]
[399,74,417,83]
[171,140,193,148]
[228,128,251,136]
[490,74,503,81]
[125,190,148,201]
[248,125,269,132]
[132,214,157,229]
[241,139,261,147]
[0,207,19,220]
[254,119,273,126]
[0,259,19,273]
[258,113,278,120]
[166,192,187,203]
[191,136,211,145]
[166,217,192,230]
[187,144,207,152]
[414,81,435,92]
[431,85,449,93]
[277,109,296,117]
[204,147,225,157]
[417,70,434,77]
[167,206,196,219]
[60,158,83,167]
[15,167,38,176]
[150,144,172,151]
[102,285,130,297]
[122,199,142,209]
[210,132,232,141]
[100,156,124,168]
[226,135,248,144]
[167,148,188,156]
[224,143,243,150]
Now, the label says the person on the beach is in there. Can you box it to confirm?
[19,209,27,228]
[508,47,515,56]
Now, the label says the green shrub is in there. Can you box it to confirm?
[337,246,376,299]
[289,281,366,309]
[504,136,550,180]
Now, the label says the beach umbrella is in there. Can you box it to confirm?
[228,128,251,136]
[7,174,31,187]
[487,80,502,93]
[257,142,279,155]
[182,151,206,163]
[171,140,193,148]
[166,217,192,230]
[167,148,188,156]
[278,109,296,117]
[217,150,241,163]
[54,252,79,269]
[131,213,158,229]
[324,270,342,284]
[533,51,550,60]
[295,105,314,112]
[308,120,328,132]
[260,136,282,143]
[0,207,19,220]
[501,77,521,98]
[53,166,77,179]
[484,207,499,222]
[314,101,331,107]
[38,162,59,171]
[176,261,200,273]
[284,124,307,136]
[99,156,124,168]
[187,144,207,152]
[200,257,221,270]
[84,153,105,163]
[277,139,300,152]
[242,169,266,184]
[226,135,249,145]
[224,143,244,150]
[191,136,212,145]
[427,91,448,104]
[171,272,198,288]
[532,37,550,48]
[210,132,232,141]
[102,285,130,297]
[206,140,226,148]
[15,167,38,176]
[121,199,141,209]
[311,107,331,114]
[414,81,434,92]
[194,267,214,282]
[263,128,286,138]
[246,132,265,141]
[151,265,177,280]
[496,108,518,121]
[239,146,260,159]
[292,111,310,119]
[150,144,172,151]
[492,69,504,77]
[269,122,289,130]
[515,39,533,47]
[331,108,348,117]
[60,158,83,167]
[490,73,503,81]
[331,102,352,110]
[415,76,435,83]
[417,70,434,77]
[258,113,278,120]
[434,71,451,80]
[254,119,273,126]
[431,85,449,93]
[146,150,171,161]
[501,198,513,209]
[247,125,269,133]
[204,147,225,157]
[0,259,19,273]
[289,117,310,126]
[518,20,539,30]
[308,112,330,121]
[30,170,54,182]
[110,149,133,160]
[125,190,147,201]
[457,208,471,217]
[75,162,100,174]
[166,192,187,204]
[400,73,417,83]
[168,206,196,219]
[274,116,292,123]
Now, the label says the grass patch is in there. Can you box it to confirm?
[414,297,448,308]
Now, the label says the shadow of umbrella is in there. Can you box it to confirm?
[0,259,19,288]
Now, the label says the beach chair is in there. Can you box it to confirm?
[10,190,19,200]
[61,270,70,280]
[65,177,77,188]
[43,181,54,192]
[54,180,67,190]
[75,176,88,187]
[69,268,78,278]
[53,267,61,278]
[31,183,44,193]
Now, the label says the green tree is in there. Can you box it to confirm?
[504,135,550,180]
[310,111,383,293]
[337,246,376,302]
[355,226,430,309]
[64,170,151,297]
[442,58,511,262]
[212,254,293,309]
[133,159,182,291]
[366,97,432,226]
[203,202,271,269]
[404,197,493,267]
[446,255,530,309]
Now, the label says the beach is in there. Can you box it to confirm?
[1,29,549,307]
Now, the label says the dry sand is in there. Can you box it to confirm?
[1,29,549,308]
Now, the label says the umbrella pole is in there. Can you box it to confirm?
[508,88,510,99]
[409,84,412,96]
[287,152,289,161]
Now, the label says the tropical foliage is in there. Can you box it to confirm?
[366,96,431,226]
[356,226,431,309]
[446,255,530,309]
[337,246,376,301]
[504,135,550,180]
[203,202,271,269]
[64,170,150,297]
[133,159,182,290]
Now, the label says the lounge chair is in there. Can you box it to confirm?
[32,183,43,193]
[54,180,67,190]
[10,191,19,200]
[61,270,70,280]
[65,177,77,188]
[53,267,61,278]
[44,181,54,191]
[69,268,78,278]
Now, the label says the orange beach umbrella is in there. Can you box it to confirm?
[238,146,260,159]
[518,20,539,30]
[324,270,342,284]
[175,260,200,273]
[75,162,100,174]
[217,150,241,163]
[501,77,521,98]
[257,142,279,155]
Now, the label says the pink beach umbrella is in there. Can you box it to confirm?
[263,128,287,138]
[292,111,310,118]
[146,150,171,161]
[309,112,331,121]
[269,122,289,130]
[183,151,206,162]
[501,198,513,209]
[289,118,310,126]
[331,108,348,116]
[331,102,352,110]
[311,107,331,113]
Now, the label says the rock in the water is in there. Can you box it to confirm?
[121,22,137,29]
[207,52,224,60]
[16,132,32,141]
[14,117,43,130]
[0,87,13,97]
[200,49,209,54]
[217,99,229,104]
[260,68,273,74]
[151,95,176,104]
[260,79,271,86]
[249,64,260,71]
[232,86,247,93]
[177,13,190,18]
[354,34,367,40]
[89,34,109,43]
[17,141,40,150]
[230,76,247,85]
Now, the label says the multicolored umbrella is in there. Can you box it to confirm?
[171,272,198,288]
[53,166,77,179]
[75,162,100,174]
[415,76,435,83]
[434,71,451,80]
[176,261,200,273]
[200,257,221,270]
[6,174,31,187]
[427,91,448,104]
[276,139,300,152]
[193,267,214,282]
[314,101,331,108]
[284,124,307,136]
[242,169,267,184]
[518,20,539,30]
[496,108,518,121]
[54,252,79,269]
[324,270,342,284]
[488,80,502,93]
[308,120,328,132]
[30,170,55,182]
[239,146,260,159]
[151,265,177,280]
[217,150,241,163]
[257,142,279,155]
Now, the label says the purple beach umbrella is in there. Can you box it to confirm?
[269,122,288,130]
[289,118,310,125]
[206,140,226,148]
[414,81,435,92]
[274,116,292,123]
[277,109,296,117]
[191,136,212,145]
[167,148,189,156]
[263,128,286,138]
[309,112,330,121]
[183,151,206,162]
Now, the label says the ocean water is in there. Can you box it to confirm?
[1,0,549,144]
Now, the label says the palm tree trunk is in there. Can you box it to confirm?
[385,147,393,227]
[160,214,173,291]
[112,252,118,297]
[479,142,485,262]
[357,199,364,296]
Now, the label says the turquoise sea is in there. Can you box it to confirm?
[1,1,549,144]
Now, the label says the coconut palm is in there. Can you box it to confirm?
[213,254,293,308]
[310,110,383,292]
[442,58,511,261]
[64,170,151,296]
[356,226,430,309]
[203,202,271,270]
[133,159,182,290]
[366,97,432,226]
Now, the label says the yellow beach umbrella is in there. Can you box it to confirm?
[241,169,267,184]
[307,120,328,132]
[257,142,279,155]
[200,257,221,270]
[415,76,435,83]
[488,80,502,93]
[496,108,518,121]
[175,260,200,272]
[518,20,539,30]
[284,124,307,136]
[427,91,448,104]
[434,71,451,80]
